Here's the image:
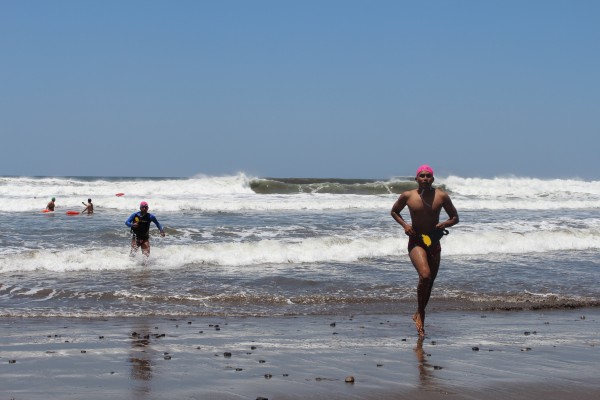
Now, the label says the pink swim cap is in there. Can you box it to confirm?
[140,201,149,207]
[416,164,434,177]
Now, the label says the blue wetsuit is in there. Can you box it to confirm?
[125,212,164,240]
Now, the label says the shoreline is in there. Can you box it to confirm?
[1,308,599,399]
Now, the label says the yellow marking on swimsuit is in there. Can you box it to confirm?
[421,234,432,247]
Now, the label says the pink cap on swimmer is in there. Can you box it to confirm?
[416,164,434,177]
[140,201,149,208]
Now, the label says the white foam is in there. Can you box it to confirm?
[2,174,600,212]
[444,175,600,210]
[0,175,392,212]
[443,229,600,256]
[2,227,600,273]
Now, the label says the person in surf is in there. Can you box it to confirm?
[81,198,94,214]
[125,201,165,258]
[46,197,56,211]
[390,165,459,337]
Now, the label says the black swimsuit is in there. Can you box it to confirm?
[407,228,448,256]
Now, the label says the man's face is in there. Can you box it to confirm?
[416,172,434,187]
[140,205,148,214]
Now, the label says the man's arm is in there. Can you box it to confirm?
[391,192,415,236]
[150,214,165,235]
[436,194,459,229]
[125,213,137,228]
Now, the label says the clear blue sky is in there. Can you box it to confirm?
[2,1,599,179]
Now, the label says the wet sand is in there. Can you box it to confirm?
[1,308,599,399]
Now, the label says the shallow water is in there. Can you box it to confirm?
[1,174,599,317]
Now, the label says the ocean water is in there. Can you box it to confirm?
[1,174,599,318]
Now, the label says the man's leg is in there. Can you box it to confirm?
[141,240,150,257]
[423,252,440,311]
[409,246,439,336]
[130,238,139,257]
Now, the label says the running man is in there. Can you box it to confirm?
[125,201,165,258]
[391,165,459,337]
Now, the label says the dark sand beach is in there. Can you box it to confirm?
[1,308,598,400]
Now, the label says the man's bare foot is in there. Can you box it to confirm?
[413,312,425,337]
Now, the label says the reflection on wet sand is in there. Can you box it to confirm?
[129,326,152,382]
[414,336,433,386]
[128,271,155,398]
[129,322,154,398]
